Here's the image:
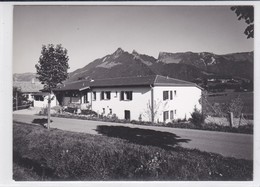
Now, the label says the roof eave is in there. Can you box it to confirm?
[79,86,90,91]
[154,83,203,90]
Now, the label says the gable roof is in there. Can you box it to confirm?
[13,81,44,93]
[154,75,197,86]
[54,75,201,91]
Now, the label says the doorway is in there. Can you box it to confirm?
[124,110,131,121]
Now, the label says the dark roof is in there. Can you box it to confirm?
[89,76,157,88]
[32,92,49,96]
[53,75,201,91]
[54,80,90,91]
[13,81,44,93]
[154,75,197,86]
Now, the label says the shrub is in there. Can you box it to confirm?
[81,109,97,116]
[190,108,206,127]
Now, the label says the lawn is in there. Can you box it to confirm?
[207,92,253,115]
[13,122,253,181]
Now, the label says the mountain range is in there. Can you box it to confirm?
[68,48,253,83]
[14,48,253,85]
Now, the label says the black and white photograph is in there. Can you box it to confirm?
[0,2,259,185]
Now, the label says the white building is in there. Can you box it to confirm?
[13,81,57,108]
[54,75,202,123]
[32,92,57,108]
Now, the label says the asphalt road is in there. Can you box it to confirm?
[13,113,253,160]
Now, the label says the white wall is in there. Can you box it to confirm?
[91,87,151,121]
[153,86,202,123]
[34,94,57,108]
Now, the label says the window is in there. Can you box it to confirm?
[170,110,174,120]
[93,92,96,100]
[83,93,88,103]
[170,91,173,100]
[174,90,177,97]
[102,108,105,115]
[163,91,169,100]
[34,95,44,101]
[101,91,111,100]
[163,111,169,122]
[109,108,112,114]
[120,91,133,101]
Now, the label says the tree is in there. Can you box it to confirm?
[231,6,254,39]
[13,87,30,111]
[35,44,69,129]
[228,95,244,118]
[143,99,168,123]
[190,107,206,127]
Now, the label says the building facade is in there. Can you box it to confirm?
[54,75,202,123]
[13,81,57,108]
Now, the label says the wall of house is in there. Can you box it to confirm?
[153,86,202,123]
[91,87,151,121]
[34,94,57,108]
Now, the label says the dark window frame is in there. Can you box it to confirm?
[93,91,96,101]
[163,111,169,122]
[101,91,111,100]
[170,110,174,120]
[120,91,133,101]
[163,91,169,100]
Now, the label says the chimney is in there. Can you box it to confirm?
[31,78,35,84]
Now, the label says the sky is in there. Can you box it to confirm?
[13,5,254,74]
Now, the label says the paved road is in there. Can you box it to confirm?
[13,113,253,160]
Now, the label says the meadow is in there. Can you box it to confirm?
[207,91,253,116]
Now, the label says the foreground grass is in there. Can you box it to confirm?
[13,122,253,181]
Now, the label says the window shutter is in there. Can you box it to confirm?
[170,91,173,100]
[163,91,166,100]
[107,92,111,100]
[120,91,124,100]
[170,110,174,119]
[101,92,104,100]
[93,92,96,100]
[129,91,132,100]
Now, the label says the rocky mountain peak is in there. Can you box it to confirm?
[132,50,139,55]
[111,47,125,59]
[113,47,124,54]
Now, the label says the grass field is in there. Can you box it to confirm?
[13,122,253,181]
[207,92,253,115]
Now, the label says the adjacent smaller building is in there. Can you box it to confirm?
[13,80,57,108]
[54,75,202,123]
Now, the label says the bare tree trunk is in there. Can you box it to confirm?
[229,112,234,127]
[16,91,18,111]
[47,92,51,129]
